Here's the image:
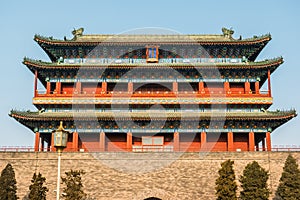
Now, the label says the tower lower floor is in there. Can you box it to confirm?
[34,131,272,152]
[10,109,296,153]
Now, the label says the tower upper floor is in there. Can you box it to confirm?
[34,27,271,62]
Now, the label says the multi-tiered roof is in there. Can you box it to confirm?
[10,28,296,152]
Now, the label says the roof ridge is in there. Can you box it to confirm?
[34,33,271,43]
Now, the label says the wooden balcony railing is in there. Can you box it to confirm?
[35,90,270,98]
[1,146,300,152]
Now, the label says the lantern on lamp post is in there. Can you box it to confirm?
[53,121,70,200]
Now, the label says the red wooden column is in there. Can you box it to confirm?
[75,82,81,94]
[102,81,107,94]
[173,132,180,152]
[51,132,55,152]
[248,132,255,151]
[245,81,250,94]
[200,131,207,150]
[227,132,234,152]
[224,81,230,94]
[34,132,40,152]
[268,69,272,97]
[199,81,204,94]
[255,81,260,94]
[128,82,133,94]
[173,82,178,94]
[127,132,132,151]
[34,70,38,97]
[46,82,51,94]
[73,132,79,151]
[99,131,106,151]
[266,132,272,151]
[56,82,61,94]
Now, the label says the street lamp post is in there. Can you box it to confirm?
[53,121,70,200]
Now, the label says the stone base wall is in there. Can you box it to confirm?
[0,152,299,200]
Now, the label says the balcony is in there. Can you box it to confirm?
[62,57,244,65]
[35,89,270,98]
[1,145,300,152]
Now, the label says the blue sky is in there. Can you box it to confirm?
[0,0,299,147]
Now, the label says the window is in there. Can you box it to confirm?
[148,48,156,58]
[142,136,164,146]
[146,46,159,63]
